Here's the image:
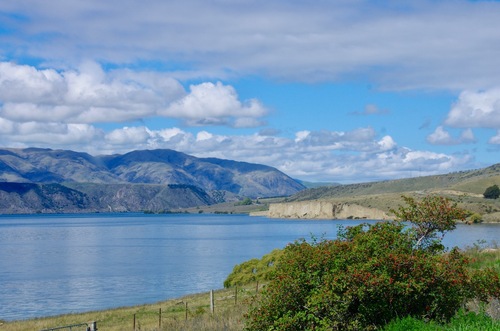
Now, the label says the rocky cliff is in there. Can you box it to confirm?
[266,201,390,220]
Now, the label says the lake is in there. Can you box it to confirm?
[0,213,499,321]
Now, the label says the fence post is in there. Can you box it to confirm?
[235,286,238,305]
[185,302,188,320]
[210,289,214,314]
[159,308,162,329]
[133,313,136,331]
[256,281,259,293]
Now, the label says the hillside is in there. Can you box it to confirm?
[265,163,500,222]
[0,148,305,214]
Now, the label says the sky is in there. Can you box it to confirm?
[0,0,500,184]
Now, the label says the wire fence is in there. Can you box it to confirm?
[39,284,261,331]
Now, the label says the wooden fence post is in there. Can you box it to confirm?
[133,313,136,331]
[210,289,215,314]
[235,286,238,305]
[159,307,162,329]
[185,302,188,320]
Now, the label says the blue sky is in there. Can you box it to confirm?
[0,0,499,183]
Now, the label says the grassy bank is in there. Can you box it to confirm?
[1,284,261,331]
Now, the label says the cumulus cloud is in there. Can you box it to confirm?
[0,61,184,123]
[440,87,500,144]
[105,126,152,145]
[162,82,267,127]
[0,62,268,127]
[0,116,103,148]
[427,126,476,145]
[445,88,500,129]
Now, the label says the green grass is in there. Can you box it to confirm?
[383,310,500,331]
[464,242,500,273]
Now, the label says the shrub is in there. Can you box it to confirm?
[483,184,500,199]
[235,197,253,206]
[224,249,283,288]
[469,213,483,224]
[244,196,499,331]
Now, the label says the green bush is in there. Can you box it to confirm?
[244,196,500,331]
[235,197,253,206]
[469,213,483,224]
[483,184,500,199]
[224,249,283,288]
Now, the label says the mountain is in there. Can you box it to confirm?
[0,148,305,214]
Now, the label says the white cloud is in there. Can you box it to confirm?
[445,88,500,129]
[0,62,268,127]
[105,126,152,145]
[378,135,396,151]
[427,126,476,145]
[162,82,267,127]
[489,131,500,145]
[196,131,214,142]
[460,128,475,143]
[0,118,103,148]
[427,126,454,145]
[0,62,65,103]
[0,61,184,123]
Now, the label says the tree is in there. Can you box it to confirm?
[244,196,499,331]
[483,184,500,199]
[390,195,467,251]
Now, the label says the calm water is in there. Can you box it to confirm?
[0,213,499,321]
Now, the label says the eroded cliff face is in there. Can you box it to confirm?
[267,201,390,220]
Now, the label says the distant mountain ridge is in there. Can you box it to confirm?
[0,148,305,214]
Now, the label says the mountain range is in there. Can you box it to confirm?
[0,148,305,214]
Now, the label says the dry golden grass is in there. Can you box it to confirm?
[1,285,261,331]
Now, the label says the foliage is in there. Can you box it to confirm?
[390,195,467,251]
[468,212,483,224]
[224,249,283,287]
[235,197,253,206]
[244,196,499,331]
[483,184,500,199]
